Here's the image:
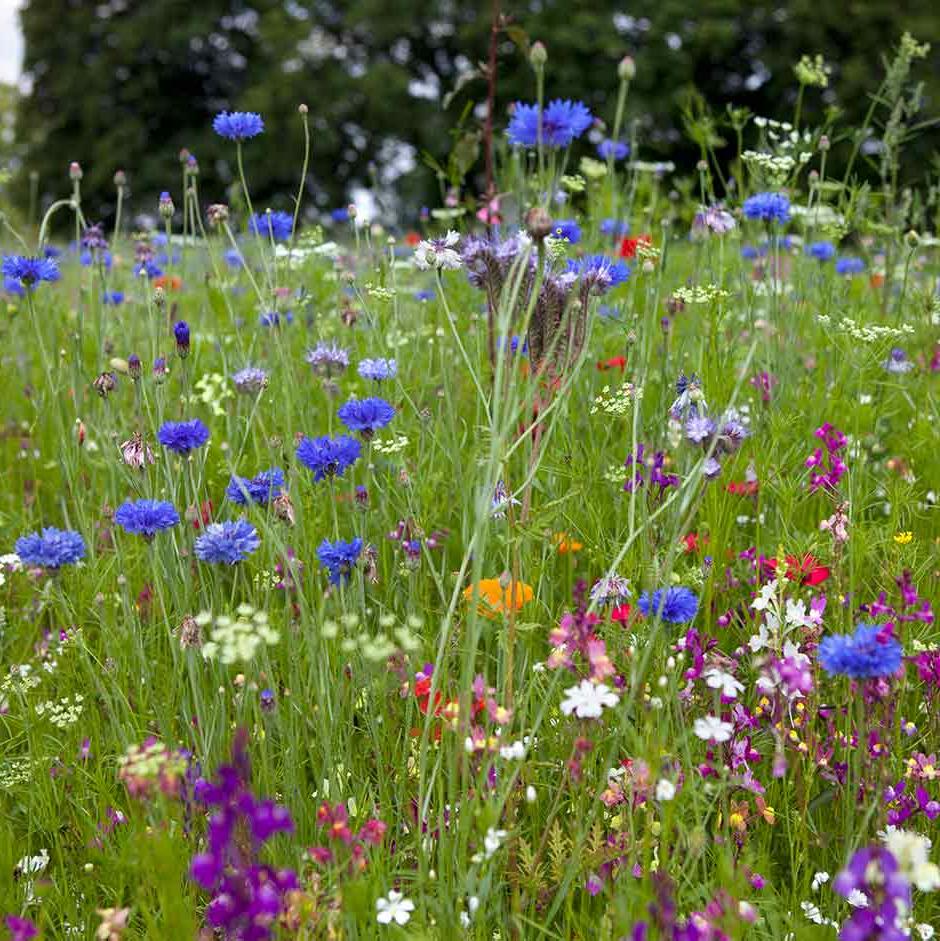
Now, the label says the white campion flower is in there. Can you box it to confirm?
[811,871,830,891]
[704,669,744,699]
[883,828,940,892]
[917,924,935,940]
[693,715,734,743]
[655,778,676,802]
[560,680,620,719]
[376,890,415,926]
[751,581,777,612]
[499,740,526,761]
[413,231,461,270]
[785,598,813,629]
[484,827,508,858]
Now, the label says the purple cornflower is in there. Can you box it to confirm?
[114,499,180,539]
[338,397,395,437]
[358,358,398,382]
[685,414,716,444]
[212,111,265,141]
[4,915,38,941]
[702,205,736,234]
[305,341,349,376]
[15,527,86,569]
[158,419,210,454]
[818,624,903,679]
[231,365,268,393]
[174,320,190,357]
[883,348,914,374]
[194,519,260,564]
[507,99,593,149]
[742,192,791,225]
[1,254,60,288]
[189,730,296,941]
[296,435,361,481]
[833,846,910,941]
[638,587,699,624]
[226,468,285,505]
[317,537,363,585]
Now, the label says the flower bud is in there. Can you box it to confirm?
[159,191,174,219]
[298,103,309,115]
[69,161,83,181]
[525,206,553,241]
[206,203,230,227]
[152,287,166,309]
[128,354,141,380]
[904,229,920,248]
[152,357,168,382]
[818,135,830,152]
[618,56,636,81]
[174,320,190,358]
[529,41,547,69]
[113,169,127,188]
[93,372,117,398]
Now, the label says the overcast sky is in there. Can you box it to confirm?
[0,0,23,84]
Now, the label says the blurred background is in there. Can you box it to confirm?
[0,0,938,228]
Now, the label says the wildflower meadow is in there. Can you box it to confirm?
[1,29,940,941]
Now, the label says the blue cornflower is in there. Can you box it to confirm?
[414,289,435,302]
[358,358,398,382]
[102,291,124,306]
[835,256,865,276]
[80,249,112,269]
[507,99,593,149]
[742,192,791,225]
[317,537,363,585]
[807,240,836,262]
[114,499,180,539]
[566,255,630,294]
[597,139,630,161]
[551,219,582,243]
[818,624,903,679]
[248,211,294,242]
[226,467,285,505]
[740,245,761,260]
[330,207,350,223]
[212,111,265,141]
[296,435,361,481]
[259,310,293,328]
[224,249,245,269]
[338,397,395,437]
[15,527,85,569]
[1,255,61,289]
[136,260,163,279]
[3,277,25,297]
[157,419,210,454]
[600,218,629,238]
[194,519,261,564]
[638,587,699,624]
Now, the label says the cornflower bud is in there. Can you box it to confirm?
[618,56,636,81]
[529,41,547,68]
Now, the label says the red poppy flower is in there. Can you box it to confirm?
[763,553,830,586]
[597,356,627,371]
[681,532,700,554]
[611,604,632,624]
[619,235,652,260]
[727,480,759,497]
[404,231,422,247]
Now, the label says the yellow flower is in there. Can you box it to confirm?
[463,578,533,620]
[894,531,913,545]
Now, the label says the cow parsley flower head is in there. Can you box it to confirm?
[194,520,260,564]
[338,397,395,437]
[507,99,593,149]
[358,358,398,382]
[742,192,791,225]
[226,468,285,505]
[248,211,293,242]
[414,231,462,270]
[296,435,361,481]
[114,499,180,539]
[15,527,86,569]
[638,587,699,623]
[818,623,903,678]
[1,255,60,288]
[317,537,363,585]
[157,419,210,454]
[212,111,265,141]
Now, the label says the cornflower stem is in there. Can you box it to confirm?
[287,108,311,275]
[535,63,545,193]
[111,184,124,251]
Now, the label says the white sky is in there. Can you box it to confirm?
[0,0,23,84]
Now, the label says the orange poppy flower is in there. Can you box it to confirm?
[463,578,533,619]
[153,275,183,291]
[554,532,583,554]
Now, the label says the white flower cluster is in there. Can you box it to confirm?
[590,382,641,416]
[35,694,85,729]
[200,604,280,665]
[372,434,409,455]
[673,284,730,305]
[190,372,233,417]
[817,314,915,343]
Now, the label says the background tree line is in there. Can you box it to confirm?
[4,0,939,228]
